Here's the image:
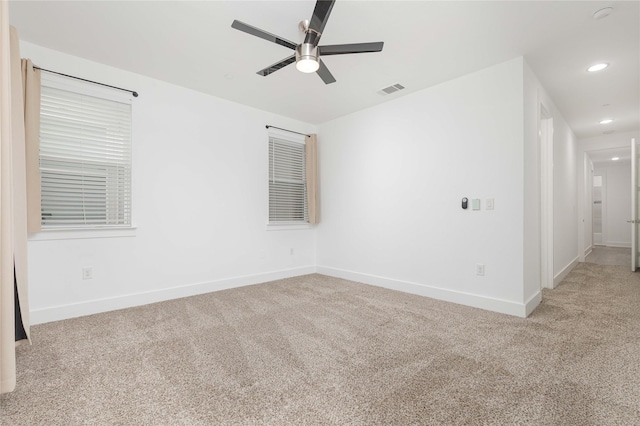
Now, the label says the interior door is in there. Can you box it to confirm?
[632,138,638,271]
[593,175,604,245]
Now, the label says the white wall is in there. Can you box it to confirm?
[22,42,317,324]
[21,44,584,321]
[523,63,579,288]
[551,117,578,280]
[522,64,541,299]
[316,58,534,316]
[594,161,631,247]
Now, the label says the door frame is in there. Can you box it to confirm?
[539,104,554,289]
[632,138,637,271]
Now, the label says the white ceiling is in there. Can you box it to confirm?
[8,1,640,139]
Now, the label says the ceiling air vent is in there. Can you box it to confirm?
[378,83,405,96]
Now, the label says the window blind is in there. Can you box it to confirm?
[39,85,132,228]
[269,136,308,223]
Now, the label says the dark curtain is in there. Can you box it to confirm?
[14,266,26,342]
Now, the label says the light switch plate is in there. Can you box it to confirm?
[82,266,93,280]
[472,199,481,210]
[486,198,494,210]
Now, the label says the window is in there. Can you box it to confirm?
[39,78,132,229]
[269,134,308,224]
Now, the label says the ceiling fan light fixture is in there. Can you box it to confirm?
[295,43,319,73]
[231,0,383,84]
[296,58,319,73]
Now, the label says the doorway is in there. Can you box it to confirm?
[584,146,633,267]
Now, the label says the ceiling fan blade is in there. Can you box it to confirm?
[319,42,384,56]
[316,59,336,85]
[305,0,336,46]
[257,55,297,76]
[231,20,297,50]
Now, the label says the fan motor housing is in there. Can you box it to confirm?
[296,43,319,62]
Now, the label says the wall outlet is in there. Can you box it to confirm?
[475,264,485,276]
[82,267,93,280]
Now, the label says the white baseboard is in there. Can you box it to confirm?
[606,241,631,248]
[316,266,535,318]
[30,266,316,325]
[584,245,592,258]
[553,256,579,288]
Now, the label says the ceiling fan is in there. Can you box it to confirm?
[231,0,384,84]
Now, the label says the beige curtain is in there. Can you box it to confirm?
[305,134,319,224]
[22,59,41,234]
[0,2,17,394]
[1,21,38,394]
[10,27,35,345]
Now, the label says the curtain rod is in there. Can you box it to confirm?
[265,125,310,137]
[33,66,139,98]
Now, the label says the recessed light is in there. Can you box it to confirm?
[587,63,609,72]
[599,118,614,124]
[593,7,614,20]
[612,157,620,161]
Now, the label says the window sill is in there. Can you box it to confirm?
[266,223,314,231]
[28,226,137,241]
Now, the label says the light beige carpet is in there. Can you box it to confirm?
[1,263,639,425]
